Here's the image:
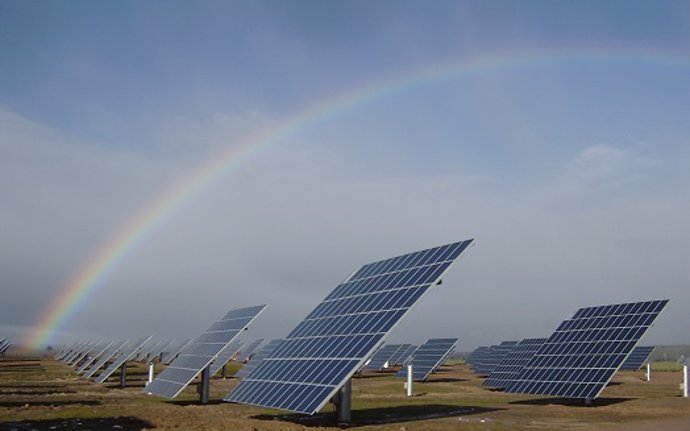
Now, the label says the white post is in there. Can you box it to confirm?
[406,363,413,397]
[645,362,651,382]
[683,362,688,398]
[147,362,154,385]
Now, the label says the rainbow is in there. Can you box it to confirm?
[23,47,688,349]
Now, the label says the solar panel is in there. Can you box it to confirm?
[395,338,458,381]
[466,346,490,369]
[77,341,115,374]
[483,338,547,389]
[235,339,282,379]
[388,344,414,366]
[71,341,106,368]
[145,304,266,399]
[63,341,92,364]
[94,336,152,383]
[83,340,129,379]
[472,341,519,376]
[162,338,192,364]
[209,340,245,377]
[503,300,669,400]
[238,339,266,363]
[226,239,474,415]
[435,345,456,371]
[364,344,402,371]
[620,346,655,371]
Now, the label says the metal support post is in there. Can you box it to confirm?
[222,364,227,379]
[335,379,352,423]
[147,362,155,384]
[684,363,688,398]
[199,365,211,404]
[406,363,413,397]
[119,363,127,388]
[645,362,651,382]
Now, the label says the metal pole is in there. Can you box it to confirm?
[336,379,352,423]
[645,362,651,382]
[199,366,210,404]
[147,362,154,385]
[683,362,688,398]
[119,363,127,388]
[406,363,413,397]
[222,364,227,379]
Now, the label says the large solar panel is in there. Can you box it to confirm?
[395,338,458,381]
[209,340,245,377]
[503,300,668,400]
[364,344,402,371]
[483,338,547,389]
[226,239,474,415]
[83,340,129,379]
[235,339,282,379]
[472,341,519,376]
[94,336,152,383]
[145,304,266,398]
[620,346,655,371]
[388,344,414,366]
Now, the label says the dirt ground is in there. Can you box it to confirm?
[2,357,690,431]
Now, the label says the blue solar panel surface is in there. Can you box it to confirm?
[395,338,458,381]
[503,300,668,400]
[238,339,266,362]
[364,344,402,370]
[390,344,417,366]
[145,305,265,398]
[483,338,546,388]
[235,339,282,379]
[226,239,474,415]
[620,346,655,371]
[209,340,245,376]
[472,341,519,376]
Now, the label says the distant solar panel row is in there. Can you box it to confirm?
[472,341,519,376]
[503,300,668,400]
[483,338,546,388]
[83,340,128,379]
[391,344,417,366]
[620,346,655,371]
[145,304,265,399]
[395,338,457,381]
[77,341,114,374]
[95,336,152,383]
[209,340,245,376]
[226,240,474,415]
[364,344,402,371]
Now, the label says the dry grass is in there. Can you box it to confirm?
[2,357,690,430]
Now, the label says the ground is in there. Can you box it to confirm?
[2,357,690,430]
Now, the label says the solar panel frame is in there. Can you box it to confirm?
[145,304,266,399]
[503,300,668,400]
[94,336,152,383]
[395,338,458,381]
[235,339,282,379]
[619,346,655,371]
[226,239,474,415]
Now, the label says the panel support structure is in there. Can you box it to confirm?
[406,364,413,397]
[148,363,155,384]
[199,366,211,404]
[119,364,127,388]
[645,363,651,382]
[335,378,352,423]
[684,363,688,398]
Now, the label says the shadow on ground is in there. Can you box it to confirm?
[0,416,154,431]
[510,397,632,407]
[254,404,502,428]
[0,400,101,408]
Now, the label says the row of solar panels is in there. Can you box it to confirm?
[464,300,667,400]
[54,239,668,416]
[363,338,458,381]
[0,338,11,355]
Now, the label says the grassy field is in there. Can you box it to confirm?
[2,356,690,430]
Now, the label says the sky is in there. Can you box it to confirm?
[1,0,690,351]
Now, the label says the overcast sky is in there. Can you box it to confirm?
[2,1,690,351]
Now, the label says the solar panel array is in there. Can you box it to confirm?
[483,338,547,389]
[95,336,152,383]
[503,300,668,400]
[145,304,266,398]
[395,338,458,381]
[83,340,128,379]
[226,239,474,415]
[388,344,415,366]
[467,346,490,370]
[472,341,519,375]
[620,346,655,371]
[235,339,282,379]
[209,340,245,376]
[146,339,174,363]
[163,339,192,365]
[77,341,114,374]
[0,338,10,355]
[364,344,402,371]
[238,338,266,363]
